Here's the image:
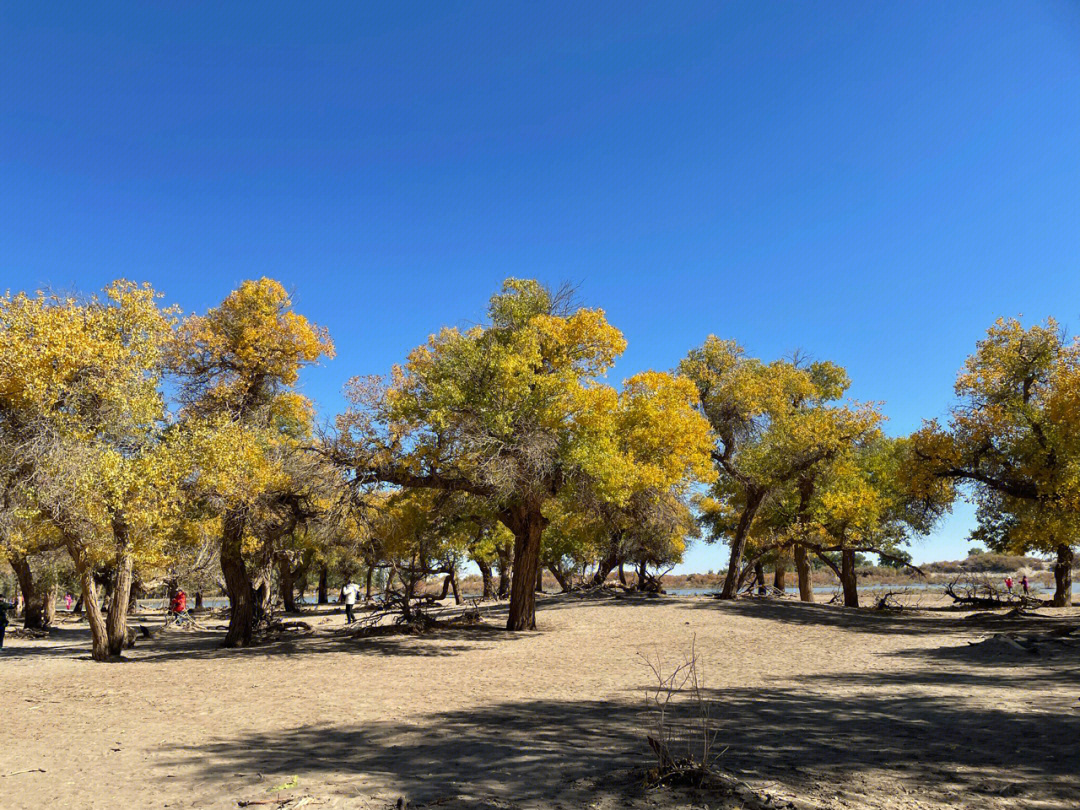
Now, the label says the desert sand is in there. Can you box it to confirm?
[1,593,1077,809]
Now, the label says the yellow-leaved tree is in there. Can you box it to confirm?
[171,278,334,647]
[334,279,714,630]
[910,318,1080,606]
[0,281,186,660]
[680,338,882,599]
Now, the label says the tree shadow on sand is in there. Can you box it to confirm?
[162,679,1079,808]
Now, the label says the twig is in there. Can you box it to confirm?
[2,768,46,777]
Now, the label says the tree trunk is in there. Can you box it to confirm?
[773,562,787,592]
[278,557,298,614]
[534,565,544,593]
[1052,543,1074,607]
[106,549,133,657]
[195,592,204,609]
[720,494,764,599]
[221,510,255,648]
[477,559,495,599]
[318,565,330,604]
[754,561,766,595]
[11,554,54,631]
[496,542,512,598]
[66,543,111,661]
[448,567,462,605]
[840,549,859,608]
[548,563,572,592]
[794,543,814,602]
[127,578,142,614]
[618,561,627,586]
[591,539,620,587]
[503,503,546,631]
[73,594,84,614]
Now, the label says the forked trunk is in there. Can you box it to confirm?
[1052,543,1074,607]
[794,543,813,602]
[840,549,859,608]
[106,549,133,657]
[318,565,330,604]
[773,562,787,592]
[221,510,255,648]
[503,503,546,631]
[720,494,764,599]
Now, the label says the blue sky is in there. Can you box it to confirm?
[3,1,1079,568]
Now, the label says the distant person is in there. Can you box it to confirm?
[340,578,361,624]
[1004,576,1013,594]
[64,592,73,612]
[1021,575,1029,595]
[169,589,187,621]
[0,592,12,649]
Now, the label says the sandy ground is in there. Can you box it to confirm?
[1,593,1077,810]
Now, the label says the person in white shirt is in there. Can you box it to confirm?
[340,579,361,624]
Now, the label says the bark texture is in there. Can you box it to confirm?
[1052,543,1074,608]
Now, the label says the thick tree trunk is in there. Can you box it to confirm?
[637,559,649,591]
[278,557,298,614]
[720,494,763,599]
[503,503,546,630]
[794,543,814,602]
[73,594,84,614]
[318,565,330,604]
[221,510,255,648]
[773,562,787,592]
[840,549,859,608]
[11,554,54,630]
[195,592,204,609]
[1052,543,1074,607]
[106,549,133,657]
[477,559,495,599]
[618,562,627,586]
[754,561,766,595]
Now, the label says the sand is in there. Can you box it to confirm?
[1,593,1077,809]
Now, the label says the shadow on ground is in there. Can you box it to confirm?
[163,678,1080,808]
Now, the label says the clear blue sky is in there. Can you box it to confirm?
[3,2,1079,568]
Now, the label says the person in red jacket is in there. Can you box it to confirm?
[169,589,187,618]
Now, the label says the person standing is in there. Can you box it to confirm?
[1021,575,1029,595]
[340,578,360,624]
[64,592,74,612]
[1004,576,1013,594]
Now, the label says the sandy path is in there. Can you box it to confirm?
[1,595,1077,809]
